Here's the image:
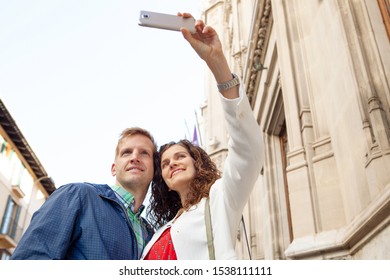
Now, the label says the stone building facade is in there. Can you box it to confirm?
[0,100,55,259]
[199,0,390,259]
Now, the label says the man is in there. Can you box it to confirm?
[11,127,156,260]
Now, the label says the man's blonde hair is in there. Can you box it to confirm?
[115,127,157,158]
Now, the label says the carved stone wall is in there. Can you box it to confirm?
[200,0,390,260]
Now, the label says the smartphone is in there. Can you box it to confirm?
[138,11,196,34]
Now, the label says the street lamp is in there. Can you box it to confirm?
[22,176,52,229]
[33,175,51,185]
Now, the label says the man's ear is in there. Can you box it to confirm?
[111,163,116,176]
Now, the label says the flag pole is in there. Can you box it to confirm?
[184,119,191,141]
[194,109,203,146]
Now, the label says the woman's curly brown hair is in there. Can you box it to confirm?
[147,139,221,229]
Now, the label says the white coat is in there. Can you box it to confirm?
[141,86,264,259]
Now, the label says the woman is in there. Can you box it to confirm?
[142,14,264,260]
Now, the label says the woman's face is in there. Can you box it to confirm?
[160,144,196,194]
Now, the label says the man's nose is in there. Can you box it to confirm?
[130,151,141,162]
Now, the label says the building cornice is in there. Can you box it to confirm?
[0,100,55,195]
[244,0,272,105]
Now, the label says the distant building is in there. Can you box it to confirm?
[200,0,390,259]
[0,100,56,260]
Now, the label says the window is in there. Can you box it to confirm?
[0,196,21,240]
[279,122,294,242]
[378,0,390,40]
[0,249,11,260]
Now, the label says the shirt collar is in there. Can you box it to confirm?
[110,185,145,215]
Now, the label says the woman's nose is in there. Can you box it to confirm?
[169,159,178,168]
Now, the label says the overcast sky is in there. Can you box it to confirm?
[0,0,205,188]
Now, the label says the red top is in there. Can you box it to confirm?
[144,227,177,260]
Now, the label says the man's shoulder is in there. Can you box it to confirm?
[54,182,112,196]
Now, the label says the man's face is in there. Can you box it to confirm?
[111,134,155,193]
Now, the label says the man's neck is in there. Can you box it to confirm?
[117,184,147,213]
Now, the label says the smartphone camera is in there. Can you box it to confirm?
[141,14,149,19]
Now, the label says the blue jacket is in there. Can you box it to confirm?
[11,183,154,260]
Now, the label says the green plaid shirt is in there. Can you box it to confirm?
[110,185,147,258]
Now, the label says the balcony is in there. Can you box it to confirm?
[11,185,25,199]
[0,234,16,249]
[0,217,23,249]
